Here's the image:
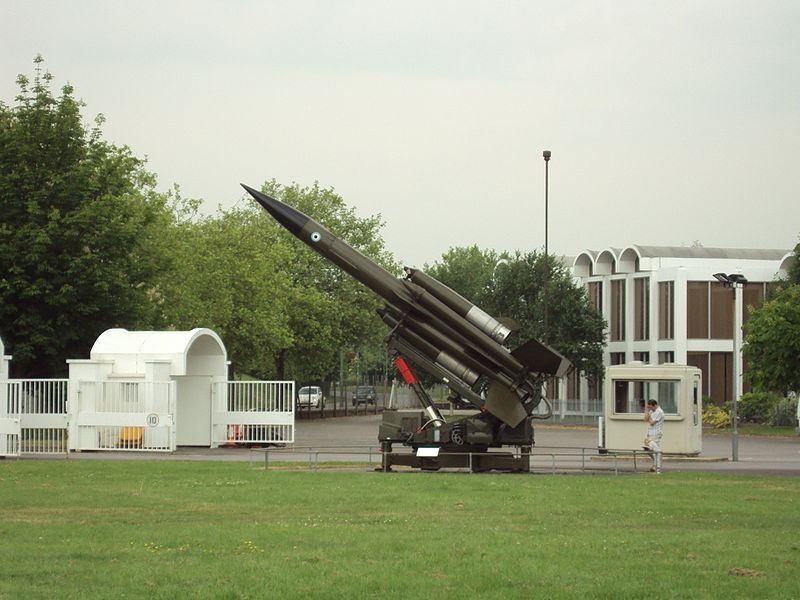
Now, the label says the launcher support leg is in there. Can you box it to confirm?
[394,356,445,427]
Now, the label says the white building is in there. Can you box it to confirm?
[570,245,795,405]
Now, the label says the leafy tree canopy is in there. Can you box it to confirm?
[0,56,172,376]
[156,180,398,383]
[259,180,399,384]
[743,284,800,394]
[425,246,606,379]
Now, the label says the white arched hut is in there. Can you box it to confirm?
[67,328,229,450]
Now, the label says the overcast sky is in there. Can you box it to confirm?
[2,1,798,267]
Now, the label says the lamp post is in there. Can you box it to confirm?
[542,151,551,343]
[712,272,748,462]
[543,150,551,256]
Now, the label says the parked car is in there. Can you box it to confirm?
[352,386,376,406]
[297,386,325,408]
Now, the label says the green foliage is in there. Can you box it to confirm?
[425,246,607,379]
[156,180,397,382]
[0,56,171,376]
[738,392,783,424]
[743,285,800,394]
[787,241,800,286]
[770,396,798,427]
[1,462,800,600]
[258,180,397,383]
[153,203,295,379]
[702,403,731,428]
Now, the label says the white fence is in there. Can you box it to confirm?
[1,379,69,455]
[212,381,294,446]
[72,380,176,452]
[531,397,603,422]
[1,378,296,455]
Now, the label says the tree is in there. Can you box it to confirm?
[425,247,606,379]
[0,57,171,376]
[743,285,800,394]
[155,180,397,384]
[153,202,296,379]
[258,180,398,384]
[787,241,800,286]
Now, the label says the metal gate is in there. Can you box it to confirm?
[212,381,294,447]
[1,379,68,455]
[72,380,176,452]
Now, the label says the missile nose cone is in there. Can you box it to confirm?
[241,183,310,235]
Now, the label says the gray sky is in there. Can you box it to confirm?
[2,1,799,267]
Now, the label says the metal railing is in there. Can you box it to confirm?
[248,444,657,474]
[2,379,69,454]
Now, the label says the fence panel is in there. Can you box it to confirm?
[2,379,69,454]
[73,380,175,452]
[213,381,294,446]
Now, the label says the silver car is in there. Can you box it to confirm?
[297,386,324,408]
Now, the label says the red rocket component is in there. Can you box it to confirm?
[394,357,419,385]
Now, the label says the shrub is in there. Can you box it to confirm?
[702,403,731,428]
[738,392,782,424]
[770,397,798,427]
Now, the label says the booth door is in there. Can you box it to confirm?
[175,376,212,446]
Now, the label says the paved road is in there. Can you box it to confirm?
[56,414,800,476]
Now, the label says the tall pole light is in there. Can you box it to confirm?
[542,150,551,343]
[543,150,551,256]
[712,272,748,462]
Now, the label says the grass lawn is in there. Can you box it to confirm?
[704,425,797,437]
[1,460,798,600]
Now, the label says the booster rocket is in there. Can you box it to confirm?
[242,184,570,428]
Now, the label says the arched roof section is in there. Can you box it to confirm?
[595,248,617,275]
[91,328,227,377]
[777,251,797,280]
[572,251,597,277]
[617,247,641,273]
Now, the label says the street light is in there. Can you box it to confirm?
[543,150,551,256]
[713,272,748,462]
[542,150,551,341]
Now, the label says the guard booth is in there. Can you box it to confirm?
[68,328,229,451]
[600,362,702,455]
[67,328,294,452]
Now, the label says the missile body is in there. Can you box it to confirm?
[242,184,570,428]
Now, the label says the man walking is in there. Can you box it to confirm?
[643,399,665,473]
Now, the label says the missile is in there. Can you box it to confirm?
[242,184,571,427]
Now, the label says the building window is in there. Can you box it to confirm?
[633,352,650,363]
[687,352,710,397]
[588,281,603,314]
[687,281,709,339]
[610,279,625,341]
[610,352,626,365]
[634,277,650,340]
[688,281,737,340]
[710,352,733,404]
[710,282,734,339]
[687,351,733,403]
[658,351,674,364]
[658,282,674,340]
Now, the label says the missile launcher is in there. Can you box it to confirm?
[242,184,571,472]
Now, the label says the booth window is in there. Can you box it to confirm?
[613,379,679,415]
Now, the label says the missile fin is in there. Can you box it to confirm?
[485,381,528,428]
[511,338,571,378]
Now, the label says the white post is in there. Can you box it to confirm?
[732,283,743,462]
